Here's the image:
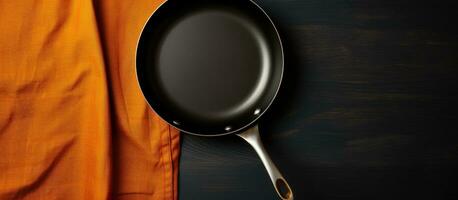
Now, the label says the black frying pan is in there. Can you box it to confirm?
[136,0,293,199]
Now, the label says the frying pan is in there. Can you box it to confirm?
[136,0,293,199]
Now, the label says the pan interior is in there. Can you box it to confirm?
[137,1,283,135]
[158,11,268,119]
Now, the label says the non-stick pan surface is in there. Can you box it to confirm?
[136,0,283,136]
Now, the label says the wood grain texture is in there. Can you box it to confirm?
[179,0,458,199]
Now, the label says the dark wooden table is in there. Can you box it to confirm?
[178,0,458,199]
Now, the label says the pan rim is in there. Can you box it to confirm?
[135,0,284,137]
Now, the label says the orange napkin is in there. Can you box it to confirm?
[0,0,180,199]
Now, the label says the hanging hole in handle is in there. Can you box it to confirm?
[275,178,292,200]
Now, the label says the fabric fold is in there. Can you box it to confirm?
[0,0,180,199]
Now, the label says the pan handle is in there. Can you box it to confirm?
[237,125,294,200]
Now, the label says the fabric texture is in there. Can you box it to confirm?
[0,0,180,199]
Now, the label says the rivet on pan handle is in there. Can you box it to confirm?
[237,125,294,200]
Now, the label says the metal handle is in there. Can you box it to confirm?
[237,125,294,200]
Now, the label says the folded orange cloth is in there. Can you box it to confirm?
[0,0,180,199]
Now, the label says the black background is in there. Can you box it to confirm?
[179,0,458,199]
